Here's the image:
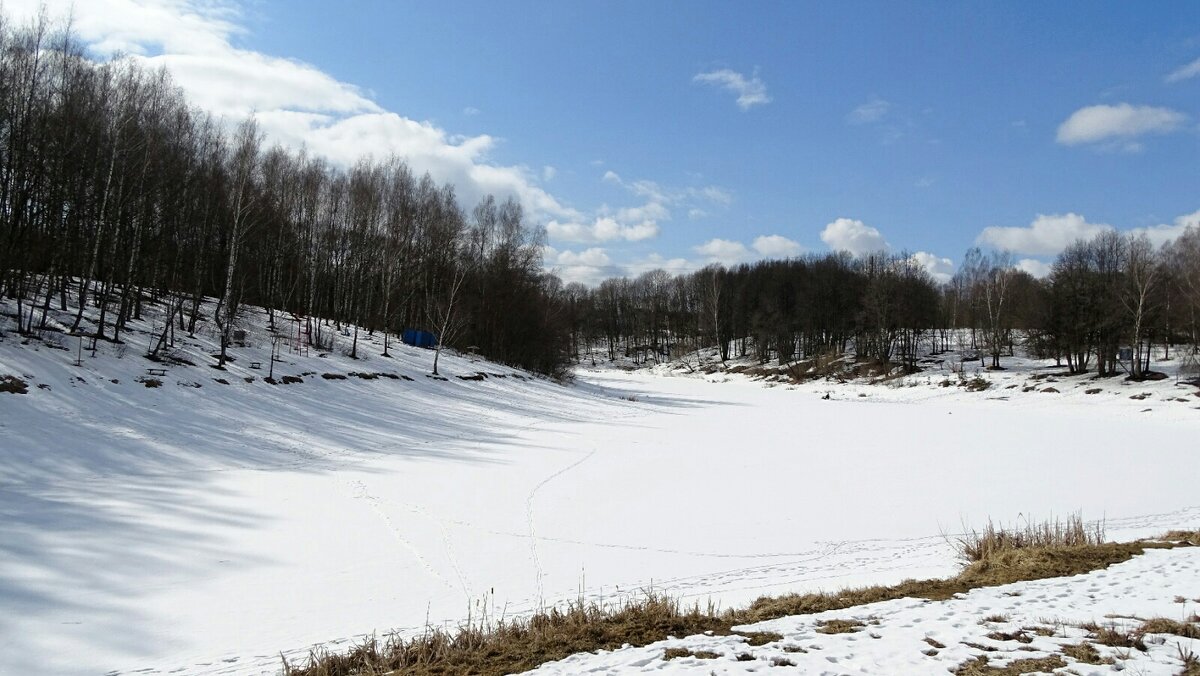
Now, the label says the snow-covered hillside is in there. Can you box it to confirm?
[1,298,1198,675]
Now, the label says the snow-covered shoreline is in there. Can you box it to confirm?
[526,547,1200,675]
[3,301,1198,675]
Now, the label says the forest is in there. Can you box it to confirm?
[0,13,568,375]
[563,231,1200,380]
[2,12,1198,379]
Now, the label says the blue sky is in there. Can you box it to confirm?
[12,1,1200,283]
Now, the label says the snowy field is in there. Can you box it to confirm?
[2,305,1199,675]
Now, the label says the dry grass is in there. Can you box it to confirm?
[985,629,1033,644]
[1179,644,1200,676]
[953,655,1067,675]
[1162,530,1200,546]
[740,631,782,646]
[662,647,719,660]
[0,374,29,394]
[1080,621,1147,651]
[1077,615,1200,656]
[744,539,1155,625]
[1139,618,1200,639]
[285,522,1190,676]
[283,594,733,676]
[1061,641,1112,664]
[952,513,1105,563]
[815,618,864,634]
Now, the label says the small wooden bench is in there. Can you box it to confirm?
[146,368,167,377]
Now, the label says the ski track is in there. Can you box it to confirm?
[527,449,598,604]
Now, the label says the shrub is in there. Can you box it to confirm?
[965,376,990,392]
[283,593,731,676]
[952,513,1105,563]
[0,374,29,394]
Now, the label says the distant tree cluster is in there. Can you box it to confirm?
[564,229,1200,378]
[0,13,571,375]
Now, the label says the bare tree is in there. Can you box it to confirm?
[1121,233,1161,378]
[214,117,261,367]
[429,264,467,376]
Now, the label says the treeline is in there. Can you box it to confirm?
[0,13,571,375]
[562,227,1200,379]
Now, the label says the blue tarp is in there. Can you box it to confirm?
[402,329,437,348]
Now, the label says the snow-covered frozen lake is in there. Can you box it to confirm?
[1,356,1197,675]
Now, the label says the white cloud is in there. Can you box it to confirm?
[752,235,802,258]
[695,238,750,265]
[915,176,935,188]
[820,218,889,256]
[6,0,241,55]
[848,98,890,124]
[1016,259,1052,278]
[627,179,668,203]
[141,50,381,118]
[553,247,611,267]
[910,251,954,284]
[541,246,614,286]
[1166,57,1200,83]
[976,213,1113,256]
[462,106,480,116]
[628,234,802,279]
[595,170,734,243]
[1130,209,1200,247]
[546,217,659,244]
[9,0,584,228]
[542,165,557,181]
[603,170,731,207]
[624,253,695,278]
[693,68,771,110]
[1056,103,1187,147]
[614,201,670,224]
[693,185,733,205]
